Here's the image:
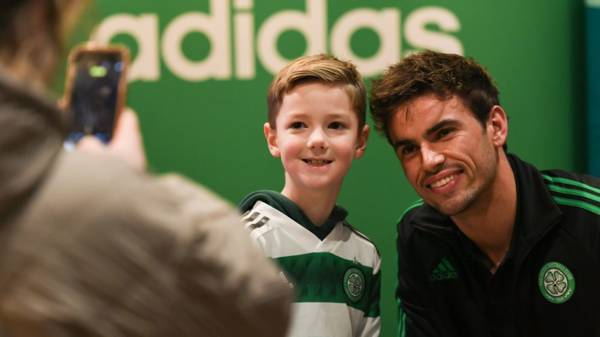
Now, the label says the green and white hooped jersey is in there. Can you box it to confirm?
[243,201,381,337]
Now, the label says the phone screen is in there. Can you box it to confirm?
[66,51,124,145]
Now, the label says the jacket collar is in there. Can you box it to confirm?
[506,153,562,247]
[239,190,348,240]
[0,68,67,219]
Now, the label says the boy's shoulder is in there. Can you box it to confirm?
[239,190,299,238]
[328,219,381,274]
[239,190,280,213]
[340,220,380,258]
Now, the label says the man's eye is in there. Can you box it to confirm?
[437,128,453,139]
[290,122,306,129]
[329,121,346,130]
[400,144,417,156]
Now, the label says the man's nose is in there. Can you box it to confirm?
[421,144,444,171]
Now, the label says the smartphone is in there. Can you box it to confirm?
[63,44,129,145]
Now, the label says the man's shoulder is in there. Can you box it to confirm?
[395,201,457,282]
[397,199,426,224]
[540,169,600,218]
[541,169,600,189]
[397,200,447,232]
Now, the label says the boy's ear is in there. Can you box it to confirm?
[354,124,370,159]
[263,122,281,158]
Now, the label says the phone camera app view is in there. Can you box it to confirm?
[66,52,123,146]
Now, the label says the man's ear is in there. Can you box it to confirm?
[487,105,508,147]
[354,124,370,159]
[264,122,281,157]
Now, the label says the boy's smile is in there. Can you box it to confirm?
[302,158,333,166]
[265,82,368,195]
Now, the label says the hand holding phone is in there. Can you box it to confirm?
[63,44,129,145]
[63,44,145,171]
[77,108,147,172]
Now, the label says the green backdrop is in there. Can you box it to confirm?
[68,1,585,335]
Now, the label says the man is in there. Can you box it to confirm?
[370,50,600,337]
[0,1,291,336]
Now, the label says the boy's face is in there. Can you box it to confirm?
[265,82,369,194]
[388,94,507,216]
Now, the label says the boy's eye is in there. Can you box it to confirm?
[329,121,346,130]
[289,121,306,129]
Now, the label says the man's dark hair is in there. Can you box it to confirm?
[370,50,501,145]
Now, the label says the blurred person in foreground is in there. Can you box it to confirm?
[0,1,292,337]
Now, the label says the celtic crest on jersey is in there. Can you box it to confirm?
[538,261,575,304]
[343,267,365,303]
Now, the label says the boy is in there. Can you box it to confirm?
[239,54,381,337]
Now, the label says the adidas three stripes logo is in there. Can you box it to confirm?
[543,174,600,216]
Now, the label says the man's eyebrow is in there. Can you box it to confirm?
[425,119,459,137]
[392,138,413,150]
[392,119,460,149]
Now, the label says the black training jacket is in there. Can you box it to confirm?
[396,154,600,337]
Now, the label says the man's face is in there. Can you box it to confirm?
[264,82,368,195]
[388,94,502,216]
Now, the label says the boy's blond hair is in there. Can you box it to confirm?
[267,54,366,129]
